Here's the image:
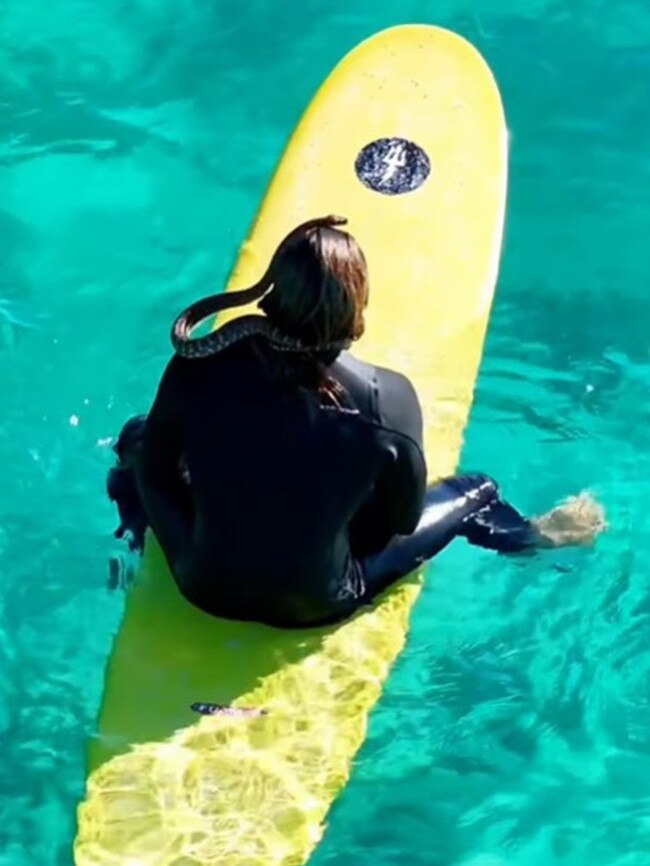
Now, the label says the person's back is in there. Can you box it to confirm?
[114,215,605,629]
[169,338,392,624]
[131,215,431,626]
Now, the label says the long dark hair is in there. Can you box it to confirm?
[171,215,369,404]
[261,220,368,402]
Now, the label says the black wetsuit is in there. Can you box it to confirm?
[109,338,536,627]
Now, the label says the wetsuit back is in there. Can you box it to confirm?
[136,338,428,625]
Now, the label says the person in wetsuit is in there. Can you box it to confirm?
[108,216,605,628]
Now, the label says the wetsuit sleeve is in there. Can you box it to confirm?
[374,367,424,451]
[139,359,184,486]
[332,354,424,452]
[376,368,428,535]
[135,357,192,561]
[350,370,427,555]
[349,429,426,558]
[377,431,428,534]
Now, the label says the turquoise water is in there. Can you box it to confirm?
[1,1,650,864]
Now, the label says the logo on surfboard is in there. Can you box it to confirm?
[191,702,268,718]
[355,137,430,195]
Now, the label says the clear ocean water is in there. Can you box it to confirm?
[1,1,650,864]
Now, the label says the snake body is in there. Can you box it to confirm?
[170,215,351,360]
[171,298,325,361]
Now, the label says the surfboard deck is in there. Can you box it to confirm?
[75,24,507,866]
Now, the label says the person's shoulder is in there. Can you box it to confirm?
[374,364,418,399]
[165,336,260,375]
[333,353,423,446]
[373,365,423,447]
[156,352,183,384]
[336,352,417,400]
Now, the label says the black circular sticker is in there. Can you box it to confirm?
[355,137,431,195]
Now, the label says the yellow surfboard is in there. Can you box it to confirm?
[75,24,507,866]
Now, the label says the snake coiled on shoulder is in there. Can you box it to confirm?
[171,216,351,360]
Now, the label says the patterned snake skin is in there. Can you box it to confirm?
[172,305,332,360]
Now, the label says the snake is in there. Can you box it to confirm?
[171,215,352,360]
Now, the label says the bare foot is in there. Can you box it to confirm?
[531,492,607,548]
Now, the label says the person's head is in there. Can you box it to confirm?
[258,219,369,356]
[171,216,368,401]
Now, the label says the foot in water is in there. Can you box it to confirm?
[531,492,607,548]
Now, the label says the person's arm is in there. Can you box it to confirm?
[135,358,193,565]
[106,464,148,552]
[349,430,427,557]
[349,367,427,555]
